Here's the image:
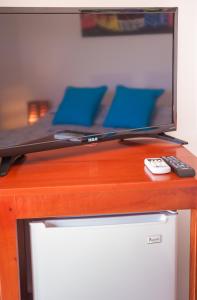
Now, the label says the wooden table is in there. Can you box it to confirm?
[0,139,197,300]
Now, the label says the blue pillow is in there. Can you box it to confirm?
[103,86,164,129]
[52,86,107,126]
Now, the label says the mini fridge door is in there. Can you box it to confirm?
[29,212,177,300]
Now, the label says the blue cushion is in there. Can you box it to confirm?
[52,86,107,126]
[103,86,164,129]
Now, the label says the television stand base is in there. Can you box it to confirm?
[153,133,188,145]
[0,154,26,177]
[120,133,188,145]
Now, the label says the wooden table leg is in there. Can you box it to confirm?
[190,209,197,300]
[0,197,20,300]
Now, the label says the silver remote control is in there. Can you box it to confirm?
[144,158,171,175]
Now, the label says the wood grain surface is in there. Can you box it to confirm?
[0,139,197,300]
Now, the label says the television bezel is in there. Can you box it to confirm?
[0,7,178,158]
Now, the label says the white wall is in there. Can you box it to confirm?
[0,1,196,300]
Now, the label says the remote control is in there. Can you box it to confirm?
[54,132,84,142]
[162,156,196,178]
[144,158,171,174]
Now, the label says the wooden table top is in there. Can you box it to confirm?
[1,138,197,300]
[0,138,197,192]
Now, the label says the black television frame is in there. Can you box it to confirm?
[0,7,187,176]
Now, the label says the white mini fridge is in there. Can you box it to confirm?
[29,212,177,300]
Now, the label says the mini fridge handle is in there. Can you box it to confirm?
[33,211,177,229]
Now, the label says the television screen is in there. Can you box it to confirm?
[0,8,177,158]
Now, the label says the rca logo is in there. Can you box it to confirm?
[88,137,98,142]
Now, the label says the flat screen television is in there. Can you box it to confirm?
[0,7,185,175]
